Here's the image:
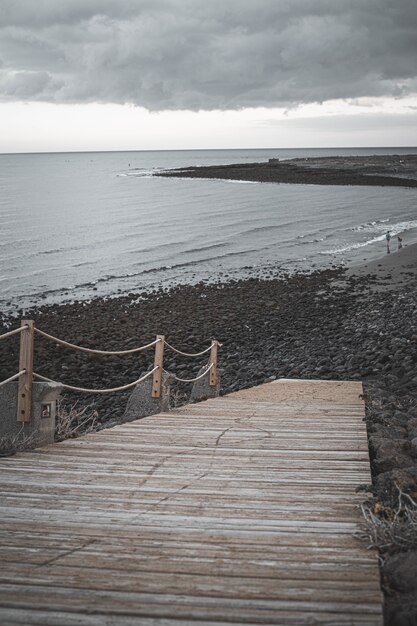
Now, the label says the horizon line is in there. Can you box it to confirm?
[2,145,417,156]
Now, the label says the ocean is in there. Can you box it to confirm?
[1,147,417,314]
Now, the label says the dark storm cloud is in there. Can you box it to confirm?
[0,0,416,110]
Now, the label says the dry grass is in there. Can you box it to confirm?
[170,388,189,408]
[359,486,417,554]
[0,401,99,456]
[0,427,36,457]
[55,399,99,441]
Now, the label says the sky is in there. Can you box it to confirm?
[1,0,417,153]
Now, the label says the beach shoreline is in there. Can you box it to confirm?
[1,244,415,395]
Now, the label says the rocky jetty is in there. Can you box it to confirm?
[155,154,417,188]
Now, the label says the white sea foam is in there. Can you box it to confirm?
[322,219,417,255]
[321,234,386,255]
[223,179,259,184]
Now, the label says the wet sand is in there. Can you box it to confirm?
[347,241,417,289]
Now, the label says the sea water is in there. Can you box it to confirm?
[1,147,417,313]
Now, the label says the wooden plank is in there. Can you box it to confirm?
[152,335,165,398]
[0,609,383,626]
[16,319,35,423]
[0,583,383,622]
[0,552,379,582]
[0,544,378,569]
[0,607,382,625]
[209,340,218,386]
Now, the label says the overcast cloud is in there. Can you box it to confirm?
[0,0,416,111]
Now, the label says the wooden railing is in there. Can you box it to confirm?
[0,320,221,422]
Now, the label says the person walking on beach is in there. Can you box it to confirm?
[386,231,391,254]
[398,236,403,250]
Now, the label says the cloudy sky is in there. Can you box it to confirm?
[1,0,417,152]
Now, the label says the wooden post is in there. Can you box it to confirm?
[17,319,35,423]
[152,335,165,398]
[209,340,218,387]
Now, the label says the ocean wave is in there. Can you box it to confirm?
[383,219,417,234]
[236,218,314,238]
[351,219,391,232]
[117,172,154,178]
[178,242,227,255]
[37,242,89,256]
[297,232,334,244]
[39,248,65,255]
[222,179,259,184]
[148,174,259,185]
[38,246,274,294]
[351,217,417,233]
[117,166,160,178]
[320,234,387,255]
[233,224,278,236]
[137,248,269,274]
[126,239,190,256]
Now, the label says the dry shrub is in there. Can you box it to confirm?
[359,486,417,554]
[0,401,99,456]
[55,399,99,441]
[0,427,36,457]
[170,387,189,408]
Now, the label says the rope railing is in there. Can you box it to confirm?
[33,367,158,395]
[167,363,214,383]
[0,370,26,389]
[0,319,221,422]
[34,327,161,355]
[164,340,215,357]
[0,325,28,341]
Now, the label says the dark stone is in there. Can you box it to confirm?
[374,452,415,474]
[374,468,417,505]
[371,437,411,460]
[383,551,417,593]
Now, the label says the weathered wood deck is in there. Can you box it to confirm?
[0,379,382,625]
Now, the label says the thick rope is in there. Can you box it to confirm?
[166,363,214,383]
[33,367,158,394]
[0,370,26,388]
[164,340,215,357]
[34,328,161,356]
[0,326,28,341]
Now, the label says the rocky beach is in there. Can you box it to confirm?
[1,242,417,624]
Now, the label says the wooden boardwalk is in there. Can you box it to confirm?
[0,379,382,625]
